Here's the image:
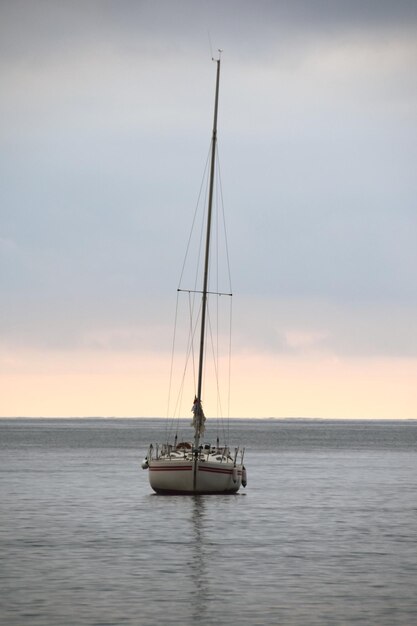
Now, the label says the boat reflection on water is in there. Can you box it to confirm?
[189,496,209,623]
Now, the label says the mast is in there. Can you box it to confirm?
[194,55,221,450]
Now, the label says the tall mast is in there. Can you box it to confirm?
[194,56,221,449]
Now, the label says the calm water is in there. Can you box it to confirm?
[1,418,416,625]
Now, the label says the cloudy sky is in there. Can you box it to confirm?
[1,0,416,418]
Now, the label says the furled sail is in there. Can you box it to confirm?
[191,396,206,436]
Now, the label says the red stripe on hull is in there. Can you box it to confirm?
[198,467,238,475]
[149,466,192,472]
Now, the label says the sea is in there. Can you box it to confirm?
[1,418,416,626]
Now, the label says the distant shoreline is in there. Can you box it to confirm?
[1,416,416,422]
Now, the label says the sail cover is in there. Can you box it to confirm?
[191,397,206,435]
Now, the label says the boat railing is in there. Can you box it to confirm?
[147,441,243,464]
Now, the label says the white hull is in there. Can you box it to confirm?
[148,458,243,494]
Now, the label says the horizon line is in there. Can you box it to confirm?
[1,416,415,421]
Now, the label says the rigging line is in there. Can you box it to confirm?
[207,30,214,60]
[168,140,207,434]
[166,296,193,432]
[206,303,227,442]
[200,224,224,441]
[215,144,232,443]
[214,299,225,442]
[188,291,197,394]
[171,300,202,420]
[215,171,220,425]
[215,146,233,293]
[178,145,211,288]
[193,145,211,294]
[165,291,181,443]
[215,147,219,300]
[227,295,233,443]
[188,290,201,397]
[166,291,180,419]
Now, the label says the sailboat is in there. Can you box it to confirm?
[141,54,246,495]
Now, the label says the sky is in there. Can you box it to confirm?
[1,0,416,418]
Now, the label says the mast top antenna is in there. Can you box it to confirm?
[212,48,223,61]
